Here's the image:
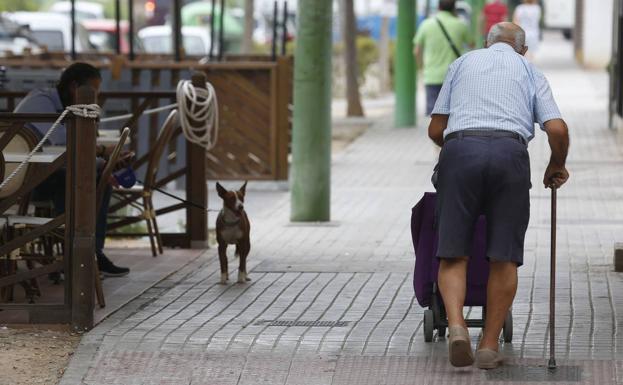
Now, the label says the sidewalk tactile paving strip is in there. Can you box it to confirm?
[485,365,582,382]
[331,357,616,385]
[82,352,619,385]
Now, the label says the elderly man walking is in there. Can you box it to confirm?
[428,22,569,369]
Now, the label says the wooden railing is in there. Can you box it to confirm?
[0,86,97,329]
[0,57,293,180]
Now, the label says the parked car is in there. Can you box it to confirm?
[252,8,296,45]
[181,1,243,53]
[138,25,213,56]
[141,0,196,26]
[49,1,105,21]
[543,0,575,39]
[354,1,471,42]
[4,12,93,53]
[82,19,144,54]
[0,14,42,56]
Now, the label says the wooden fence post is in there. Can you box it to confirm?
[68,85,96,330]
[186,72,209,249]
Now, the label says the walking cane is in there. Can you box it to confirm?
[548,185,557,370]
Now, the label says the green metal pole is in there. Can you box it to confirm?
[290,0,333,222]
[394,0,416,128]
[470,0,485,48]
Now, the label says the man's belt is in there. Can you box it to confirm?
[445,130,527,145]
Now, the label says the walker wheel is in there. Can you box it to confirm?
[424,309,434,342]
[503,310,513,343]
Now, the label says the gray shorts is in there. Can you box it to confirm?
[436,134,531,266]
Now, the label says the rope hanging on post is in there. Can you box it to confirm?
[101,80,220,151]
[0,104,101,191]
[176,80,219,150]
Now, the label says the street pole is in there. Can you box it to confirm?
[291,0,333,222]
[70,0,76,59]
[394,0,416,128]
[470,0,485,48]
[173,0,183,61]
[128,0,135,60]
[115,0,121,55]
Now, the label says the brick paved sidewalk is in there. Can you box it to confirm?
[60,35,623,384]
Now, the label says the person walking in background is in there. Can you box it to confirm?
[482,0,508,39]
[414,0,472,116]
[513,0,542,59]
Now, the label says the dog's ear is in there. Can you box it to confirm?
[216,182,227,198]
[239,181,247,196]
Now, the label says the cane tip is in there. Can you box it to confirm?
[547,358,557,370]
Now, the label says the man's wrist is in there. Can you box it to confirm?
[549,156,565,168]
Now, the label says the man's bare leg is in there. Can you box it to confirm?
[438,257,473,367]
[438,257,469,328]
[479,261,518,351]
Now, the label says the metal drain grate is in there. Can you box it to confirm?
[486,365,583,382]
[254,320,350,327]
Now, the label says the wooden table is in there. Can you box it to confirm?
[3,146,64,163]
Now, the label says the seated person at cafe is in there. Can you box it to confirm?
[14,62,130,277]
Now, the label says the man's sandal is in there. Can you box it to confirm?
[448,326,474,367]
[475,348,504,369]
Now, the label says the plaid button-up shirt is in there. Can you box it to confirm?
[432,42,562,142]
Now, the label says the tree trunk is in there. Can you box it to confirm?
[242,0,254,54]
[342,0,364,117]
[378,15,391,93]
[291,0,333,221]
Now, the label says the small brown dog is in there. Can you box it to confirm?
[215,181,251,284]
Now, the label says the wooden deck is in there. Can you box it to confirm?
[0,247,206,325]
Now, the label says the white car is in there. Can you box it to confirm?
[4,12,92,52]
[49,1,105,20]
[0,15,43,56]
[138,25,213,57]
[543,0,575,39]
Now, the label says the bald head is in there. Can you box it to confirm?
[486,22,527,54]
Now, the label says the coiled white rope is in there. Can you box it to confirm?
[99,80,219,151]
[176,80,219,150]
[0,104,101,191]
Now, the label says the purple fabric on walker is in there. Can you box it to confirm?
[411,192,489,307]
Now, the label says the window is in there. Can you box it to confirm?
[184,35,206,56]
[31,30,64,51]
[142,35,171,53]
[88,31,115,51]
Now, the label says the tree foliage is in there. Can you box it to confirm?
[0,0,44,12]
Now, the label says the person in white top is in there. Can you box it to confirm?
[513,0,541,59]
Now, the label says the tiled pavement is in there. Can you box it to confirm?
[60,35,623,384]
